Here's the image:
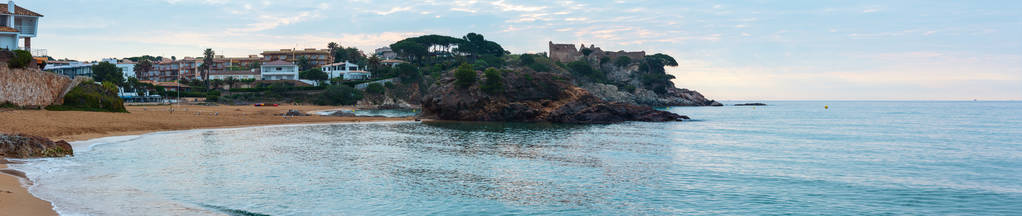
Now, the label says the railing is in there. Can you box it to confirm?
[16,47,46,56]
[15,24,34,35]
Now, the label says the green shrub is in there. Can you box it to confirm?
[47,83,126,112]
[454,63,477,88]
[620,84,636,93]
[384,82,396,89]
[365,83,385,95]
[614,56,632,67]
[527,62,550,72]
[101,81,119,95]
[480,68,503,94]
[205,90,220,102]
[315,85,362,105]
[9,50,32,69]
[600,56,611,64]
[472,60,489,70]
[567,61,606,82]
[519,54,535,65]
[396,63,421,83]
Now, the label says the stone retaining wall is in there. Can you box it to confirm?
[0,65,75,107]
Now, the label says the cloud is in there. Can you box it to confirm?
[225,3,330,33]
[375,7,412,15]
[491,0,546,12]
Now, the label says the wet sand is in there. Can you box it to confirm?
[0,104,414,214]
[0,163,58,216]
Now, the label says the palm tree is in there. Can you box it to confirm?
[368,56,381,72]
[224,77,236,90]
[201,48,215,88]
[211,79,224,90]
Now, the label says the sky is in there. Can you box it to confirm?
[26,0,1022,100]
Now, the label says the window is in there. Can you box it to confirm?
[276,67,282,71]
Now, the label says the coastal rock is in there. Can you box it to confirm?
[279,109,308,116]
[328,110,356,117]
[734,103,767,106]
[421,70,688,124]
[0,133,74,158]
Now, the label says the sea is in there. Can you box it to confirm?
[11,101,1022,215]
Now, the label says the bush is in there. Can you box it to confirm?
[480,68,503,94]
[396,63,421,83]
[384,82,396,89]
[47,83,126,112]
[8,50,32,69]
[299,68,328,81]
[454,63,477,88]
[614,56,632,67]
[600,56,611,64]
[315,85,362,105]
[205,90,221,102]
[365,83,385,95]
[101,81,119,95]
[528,62,550,72]
[472,60,489,70]
[567,61,606,82]
[620,84,636,93]
[519,54,535,65]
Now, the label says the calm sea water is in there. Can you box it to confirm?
[13,101,1022,215]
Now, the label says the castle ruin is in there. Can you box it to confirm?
[548,41,646,63]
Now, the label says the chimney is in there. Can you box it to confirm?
[7,1,14,14]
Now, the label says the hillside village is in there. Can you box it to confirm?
[3,0,719,118]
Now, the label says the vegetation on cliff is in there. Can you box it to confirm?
[46,81,127,112]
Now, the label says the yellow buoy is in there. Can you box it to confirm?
[825,105,829,109]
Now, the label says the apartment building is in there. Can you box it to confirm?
[261,48,333,67]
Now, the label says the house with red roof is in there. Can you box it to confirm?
[0,1,41,50]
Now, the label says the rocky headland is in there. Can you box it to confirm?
[422,69,689,124]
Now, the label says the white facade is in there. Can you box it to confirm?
[117,61,135,80]
[321,61,371,80]
[0,1,41,51]
[260,61,299,80]
[210,70,260,80]
[43,58,134,80]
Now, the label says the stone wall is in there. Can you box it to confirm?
[0,65,76,107]
[605,51,646,62]
[548,41,645,63]
[548,42,580,63]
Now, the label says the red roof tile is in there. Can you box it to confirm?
[0,26,18,33]
[0,4,43,17]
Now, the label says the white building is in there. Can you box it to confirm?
[116,59,135,80]
[0,1,41,50]
[321,61,371,80]
[210,69,260,80]
[44,58,133,80]
[260,60,298,80]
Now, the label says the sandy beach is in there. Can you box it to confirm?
[0,104,414,215]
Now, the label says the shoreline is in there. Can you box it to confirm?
[0,104,416,215]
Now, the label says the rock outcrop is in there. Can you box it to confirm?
[0,133,74,158]
[581,62,722,107]
[735,103,767,106]
[421,70,688,124]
